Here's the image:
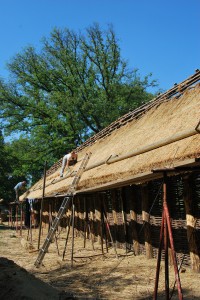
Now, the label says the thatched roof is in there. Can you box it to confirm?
[21,70,200,200]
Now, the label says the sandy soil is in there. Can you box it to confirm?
[0,223,200,300]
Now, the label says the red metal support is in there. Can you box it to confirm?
[153,171,183,300]
[163,177,169,299]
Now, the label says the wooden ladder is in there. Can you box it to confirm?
[34,152,91,267]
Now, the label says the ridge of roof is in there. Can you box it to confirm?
[75,69,200,152]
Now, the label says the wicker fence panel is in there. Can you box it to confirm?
[52,172,200,269]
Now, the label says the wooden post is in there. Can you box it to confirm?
[74,199,78,237]
[62,210,72,261]
[89,197,95,250]
[30,207,32,243]
[120,189,127,253]
[20,203,23,236]
[100,209,104,255]
[130,186,139,255]
[98,194,104,254]
[111,190,118,246]
[95,194,102,245]
[183,175,200,272]
[104,212,118,258]
[38,161,47,250]
[141,183,153,259]
[83,197,94,250]
[71,202,75,267]
[8,205,11,227]
[11,206,13,228]
[101,199,108,253]
[102,200,118,259]
[15,205,18,233]
[49,203,52,228]
[83,197,87,248]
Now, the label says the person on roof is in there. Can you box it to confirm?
[14,181,26,203]
[60,151,78,177]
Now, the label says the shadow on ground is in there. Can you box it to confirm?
[0,257,74,300]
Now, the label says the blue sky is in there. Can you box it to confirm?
[0,0,200,92]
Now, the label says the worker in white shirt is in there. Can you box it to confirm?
[14,181,26,203]
[60,151,78,177]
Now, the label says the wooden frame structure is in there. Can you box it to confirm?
[17,71,200,298]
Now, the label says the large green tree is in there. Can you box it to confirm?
[0,24,158,183]
[0,131,27,202]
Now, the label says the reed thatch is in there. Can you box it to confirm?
[21,71,200,201]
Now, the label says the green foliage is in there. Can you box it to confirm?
[0,24,158,187]
[0,131,26,202]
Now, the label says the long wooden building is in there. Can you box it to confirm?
[21,70,200,271]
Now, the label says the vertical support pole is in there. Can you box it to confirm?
[164,201,183,299]
[100,209,104,255]
[153,171,183,300]
[111,190,118,248]
[62,211,72,260]
[48,202,52,231]
[141,183,153,259]
[120,189,127,253]
[95,194,102,246]
[22,205,25,227]
[89,196,95,250]
[20,203,23,236]
[30,205,32,243]
[33,208,36,231]
[99,193,104,255]
[11,206,13,228]
[101,201,108,253]
[71,201,75,267]
[102,198,118,257]
[87,221,93,249]
[154,210,164,300]
[16,205,18,233]
[8,205,11,227]
[103,210,118,259]
[130,186,139,255]
[183,174,200,271]
[55,232,60,256]
[38,161,47,250]
[163,173,169,299]
[83,197,87,248]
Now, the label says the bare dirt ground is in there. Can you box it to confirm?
[0,223,200,300]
